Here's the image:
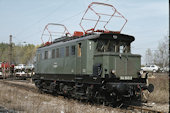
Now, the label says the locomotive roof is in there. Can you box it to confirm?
[38,33,135,49]
[88,33,135,43]
[52,32,135,43]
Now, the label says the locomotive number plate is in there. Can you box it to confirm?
[120,76,132,80]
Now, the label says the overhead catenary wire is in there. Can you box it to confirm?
[15,0,72,38]
[14,1,127,44]
[23,10,85,42]
[14,1,85,44]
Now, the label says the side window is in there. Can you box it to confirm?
[66,46,69,57]
[78,43,81,57]
[71,45,75,55]
[52,49,55,58]
[48,50,51,59]
[56,48,59,58]
[60,47,65,57]
[44,51,48,59]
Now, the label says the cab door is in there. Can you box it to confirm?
[76,42,82,74]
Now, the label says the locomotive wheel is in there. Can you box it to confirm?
[105,92,117,106]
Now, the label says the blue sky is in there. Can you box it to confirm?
[0,0,169,64]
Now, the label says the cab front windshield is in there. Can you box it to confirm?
[96,39,130,53]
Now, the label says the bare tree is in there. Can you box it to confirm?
[145,35,169,68]
[153,36,169,68]
[145,48,153,65]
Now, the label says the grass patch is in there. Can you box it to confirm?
[148,74,169,103]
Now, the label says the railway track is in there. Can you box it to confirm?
[0,79,37,93]
[126,105,166,113]
[0,80,167,113]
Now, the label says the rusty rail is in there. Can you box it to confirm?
[127,105,166,113]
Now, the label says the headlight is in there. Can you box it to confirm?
[111,70,116,74]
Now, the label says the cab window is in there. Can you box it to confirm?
[119,45,124,53]
[96,39,131,53]
[56,48,59,58]
[119,42,127,53]
[44,51,48,59]
[96,40,116,52]
[66,46,69,57]
[60,47,65,57]
[52,49,55,58]
[71,45,75,55]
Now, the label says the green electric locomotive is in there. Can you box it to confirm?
[33,2,154,105]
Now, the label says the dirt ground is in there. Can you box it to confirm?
[0,73,169,113]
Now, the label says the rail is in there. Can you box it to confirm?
[127,105,166,113]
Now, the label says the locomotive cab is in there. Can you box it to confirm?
[91,33,141,79]
[87,33,154,101]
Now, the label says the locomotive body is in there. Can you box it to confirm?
[35,33,141,79]
[33,32,153,105]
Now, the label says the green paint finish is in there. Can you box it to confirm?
[94,53,141,78]
[36,39,93,75]
[36,43,77,75]
[35,33,141,79]
[86,40,94,74]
